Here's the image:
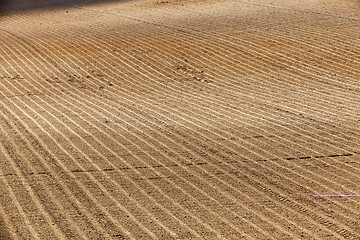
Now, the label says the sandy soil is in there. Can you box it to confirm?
[0,0,360,239]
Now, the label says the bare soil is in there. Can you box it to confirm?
[0,0,360,239]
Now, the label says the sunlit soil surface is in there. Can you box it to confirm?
[0,0,360,239]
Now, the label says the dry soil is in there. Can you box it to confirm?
[0,0,360,239]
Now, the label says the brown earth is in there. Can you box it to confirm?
[0,0,360,239]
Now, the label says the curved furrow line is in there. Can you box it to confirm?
[2,7,360,238]
[16,15,360,124]
[45,92,340,238]
[149,5,360,73]
[0,71,310,240]
[0,112,91,240]
[155,114,360,225]
[1,32,358,240]
[211,160,360,238]
[23,23,360,182]
[0,31,272,239]
[10,26,334,172]
[262,19,360,54]
[47,42,360,236]
[0,127,63,239]
[1,28,322,238]
[213,158,360,237]
[126,13,360,97]
[0,55,193,240]
[0,90,114,238]
[1,1,360,239]
[162,125,360,238]
[169,26,360,100]
[2,71,79,240]
[0,34,235,240]
[15,20,360,202]
[79,3,360,81]
[145,95,360,197]
[241,27,360,77]
[0,50,154,240]
[121,30,360,129]
[0,78,138,239]
[267,24,360,58]
[40,21,360,127]
[165,126,360,232]
[79,29,360,154]
[264,156,360,201]
[230,31,360,83]
[22,66,301,237]
[76,20,360,122]
[119,39,358,127]
[236,146,360,208]
[32,99,261,238]
[221,162,360,239]
[0,86,150,240]
[0,154,37,239]
[6,29,360,237]
[174,31,360,102]
[218,17,360,66]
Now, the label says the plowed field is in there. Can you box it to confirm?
[1,0,360,239]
